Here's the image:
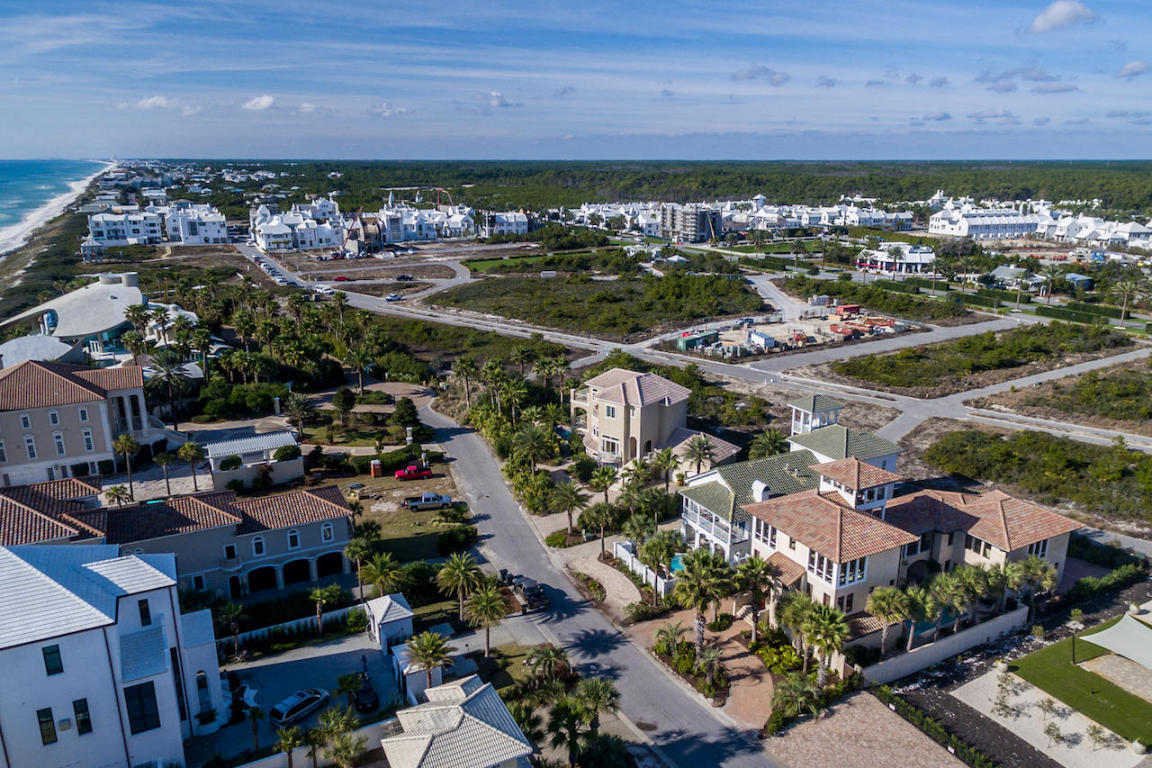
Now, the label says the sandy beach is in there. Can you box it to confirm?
[0,161,116,258]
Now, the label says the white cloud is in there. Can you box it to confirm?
[1030,1,1097,33]
[659,88,675,98]
[1116,60,1150,80]
[128,95,201,116]
[968,108,1021,125]
[922,111,951,121]
[299,103,316,113]
[977,66,1058,84]
[180,104,202,117]
[242,94,275,111]
[486,91,520,108]
[1031,83,1079,93]
[136,95,174,109]
[730,64,790,86]
[367,102,410,117]
[815,75,837,88]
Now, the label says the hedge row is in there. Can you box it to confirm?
[977,287,1030,305]
[349,445,445,475]
[738,255,801,272]
[1035,305,1099,324]
[873,279,921,295]
[1065,301,1125,319]
[871,687,998,768]
[955,292,1001,309]
[904,276,949,292]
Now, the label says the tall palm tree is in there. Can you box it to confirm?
[275,725,306,768]
[406,631,457,692]
[952,565,988,630]
[621,512,654,546]
[323,731,366,768]
[344,537,374,599]
[1110,278,1146,324]
[331,291,350,329]
[153,452,175,497]
[623,457,652,486]
[682,434,713,475]
[113,434,140,501]
[361,552,402,598]
[983,563,1011,616]
[903,585,940,652]
[805,605,849,687]
[309,584,343,635]
[638,530,679,602]
[177,441,205,492]
[778,591,819,672]
[436,552,480,621]
[652,448,680,492]
[589,465,618,504]
[579,502,623,560]
[749,428,788,459]
[120,330,147,365]
[696,645,723,688]
[147,349,191,427]
[526,644,570,682]
[549,356,570,404]
[1018,555,1058,623]
[511,423,553,473]
[929,572,959,641]
[510,345,535,377]
[547,697,585,768]
[1040,264,1063,304]
[866,586,909,658]
[105,484,131,508]
[504,377,529,425]
[574,677,620,735]
[674,549,724,658]
[248,706,264,752]
[335,673,361,708]
[736,555,782,645]
[550,480,589,534]
[218,601,243,657]
[124,303,151,335]
[282,392,314,438]
[464,583,506,657]
[453,355,478,410]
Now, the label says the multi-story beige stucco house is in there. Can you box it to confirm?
[0,360,169,485]
[570,368,737,467]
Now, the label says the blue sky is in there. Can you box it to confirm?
[2,0,1151,159]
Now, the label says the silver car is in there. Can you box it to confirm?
[269,688,329,727]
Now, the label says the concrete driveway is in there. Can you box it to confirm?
[198,633,398,761]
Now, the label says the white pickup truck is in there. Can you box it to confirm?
[402,492,453,511]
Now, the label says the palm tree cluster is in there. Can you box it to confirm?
[269,704,365,768]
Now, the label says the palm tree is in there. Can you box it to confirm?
[550,481,589,534]
[778,591,818,671]
[453,356,478,410]
[124,303,151,335]
[510,345,535,377]
[696,644,723,688]
[309,584,342,635]
[153,452,175,497]
[331,291,350,329]
[275,725,306,768]
[511,423,553,473]
[406,631,457,692]
[574,677,620,735]
[504,377,529,425]
[952,565,988,630]
[983,563,1011,616]
[121,330,147,365]
[546,697,585,768]
[1110,278,1146,324]
[589,465,617,503]
[304,727,325,768]
[867,586,909,658]
[177,441,205,492]
[652,448,680,492]
[464,583,506,657]
[105,484,131,508]
[361,551,402,598]
[579,502,623,560]
[218,601,243,657]
[1040,264,1063,304]
[526,644,570,682]
[147,349,191,427]
[773,672,822,721]
[282,392,314,438]
[623,457,652,487]
[323,730,366,768]
[437,552,480,621]
[805,605,849,688]
[620,512,654,546]
[674,549,723,658]
[248,706,264,752]
[1018,555,1058,623]
[112,434,140,500]
[736,555,782,645]
[335,673,361,708]
[638,530,679,602]
[682,434,713,475]
[654,620,688,656]
[749,428,788,459]
[903,585,940,652]
[929,572,958,641]
[509,702,544,749]
[344,537,374,599]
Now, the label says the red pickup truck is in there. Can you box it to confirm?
[394,465,432,481]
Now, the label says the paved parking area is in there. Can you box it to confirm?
[193,633,398,761]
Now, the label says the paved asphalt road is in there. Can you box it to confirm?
[420,405,776,768]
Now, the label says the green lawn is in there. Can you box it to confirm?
[468,643,536,697]
[413,598,464,633]
[1011,616,1152,744]
[301,424,385,447]
[464,254,549,273]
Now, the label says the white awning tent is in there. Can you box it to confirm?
[1080,614,1152,669]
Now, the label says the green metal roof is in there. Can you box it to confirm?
[786,424,900,461]
[786,395,846,413]
[678,450,821,522]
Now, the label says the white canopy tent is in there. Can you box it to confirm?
[1080,614,1152,669]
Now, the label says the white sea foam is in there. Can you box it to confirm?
[0,162,116,258]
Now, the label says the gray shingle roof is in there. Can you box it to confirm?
[786,424,900,461]
[787,395,845,413]
[679,450,821,522]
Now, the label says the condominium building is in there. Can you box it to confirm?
[0,544,224,768]
[928,204,1043,239]
[856,242,936,275]
[660,203,722,243]
[161,202,228,245]
[86,211,163,247]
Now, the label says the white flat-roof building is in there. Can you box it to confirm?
[0,545,225,768]
[928,204,1042,239]
[480,212,529,238]
[87,211,163,247]
[856,242,936,274]
[162,203,228,245]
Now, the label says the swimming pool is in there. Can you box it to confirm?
[670,554,686,572]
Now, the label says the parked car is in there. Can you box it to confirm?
[385,293,404,302]
[513,578,549,612]
[402,492,453,511]
[334,275,352,282]
[395,274,414,282]
[394,465,432,481]
[354,676,379,713]
[269,688,329,727]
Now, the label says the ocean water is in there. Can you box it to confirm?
[0,159,106,230]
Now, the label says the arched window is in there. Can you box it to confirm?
[288,529,300,549]
[252,536,265,557]
[321,523,333,543]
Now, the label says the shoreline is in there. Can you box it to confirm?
[0,161,117,258]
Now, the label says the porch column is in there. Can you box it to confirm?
[308,559,318,582]
[275,567,285,590]
[342,555,351,575]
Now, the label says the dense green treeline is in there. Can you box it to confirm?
[174,160,1152,215]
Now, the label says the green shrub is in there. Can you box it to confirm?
[545,531,570,548]
[219,455,243,471]
[437,525,478,555]
[757,644,803,674]
[707,613,735,632]
[1066,301,1124,319]
[571,454,597,483]
[1035,305,1098,324]
[190,414,215,424]
[346,608,368,632]
[273,445,301,462]
[781,274,968,322]
[1068,534,1141,569]
[226,479,245,493]
[624,601,669,624]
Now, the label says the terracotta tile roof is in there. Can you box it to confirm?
[0,360,142,411]
[886,489,1081,552]
[0,479,106,546]
[743,489,917,562]
[811,457,903,490]
[665,427,741,465]
[846,611,886,639]
[586,368,690,407]
[766,552,806,587]
[234,485,352,534]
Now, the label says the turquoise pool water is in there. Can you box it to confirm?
[670,554,686,572]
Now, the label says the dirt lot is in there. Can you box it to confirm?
[144,245,282,288]
[969,364,1152,438]
[793,346,1133,399]
[353,468,462,562]
[715,374,902,434]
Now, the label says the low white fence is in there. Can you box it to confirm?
[231,717,402,768]
[217,605,361,651]
[613,540,677,598]
[859,605,1029,685]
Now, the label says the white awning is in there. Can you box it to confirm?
[1080,614,1152,670]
